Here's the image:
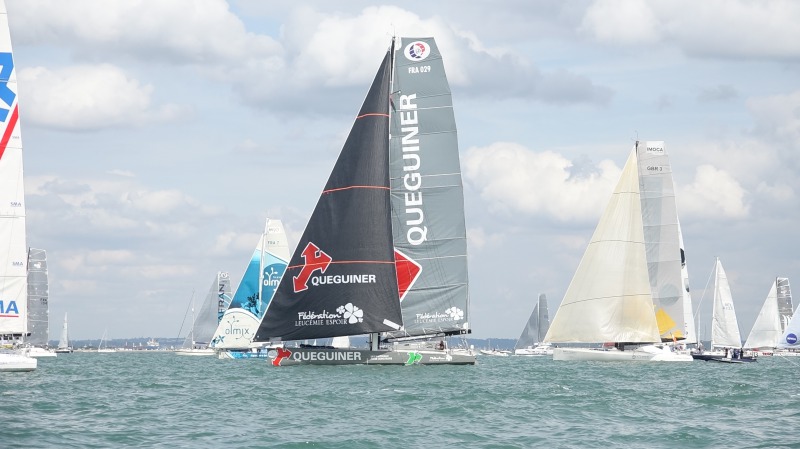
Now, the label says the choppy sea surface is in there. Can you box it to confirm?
[2,351,800,448]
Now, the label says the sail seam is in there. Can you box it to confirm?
[323,185,389,194]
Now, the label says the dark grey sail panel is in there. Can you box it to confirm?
[389,37,470,337]
[26,248,48,346]
[777,277,793,332]
[255,48,403,342]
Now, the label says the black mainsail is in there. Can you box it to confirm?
[254,46,403,342]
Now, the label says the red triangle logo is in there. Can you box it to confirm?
[394,248,422,302]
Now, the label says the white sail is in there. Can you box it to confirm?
[777,293,800,349]
[677,222,697,344]
[57,313,69,350]
[330,336,350,349]
[636,141,686,341]
[710,258,742,349]
[744,280,783,349]
[0,0,28,338]
[544,148,660,344]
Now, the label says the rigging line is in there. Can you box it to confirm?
[175,290,194,340]
[774,354,800,367]
[693,258,716,332]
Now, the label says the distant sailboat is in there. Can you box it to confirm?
[23,248,56,358]
[543,141,691,362]
[692,258,756,363]
[177,273,230,356]
[0,1,36,372]
[55,313,72,353]
[97,329,116,353]
[743,278,793,355]
[514,293,552,356]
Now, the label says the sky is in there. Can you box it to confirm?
[6,0,800,342]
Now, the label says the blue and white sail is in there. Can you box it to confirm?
[0,1,28,340]
[211,219,289,349]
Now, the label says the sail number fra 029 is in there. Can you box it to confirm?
[408,66,431,74]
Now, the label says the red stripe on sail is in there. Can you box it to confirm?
[356,112,389,119]
[0,105,19,161]
[287,260,395,270]
[323,185,389,194]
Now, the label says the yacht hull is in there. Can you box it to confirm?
[554,346,693,362]
[262,347,476,366]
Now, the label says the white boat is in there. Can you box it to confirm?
[514,293,552,356]
[250,37,475,366]
[744,278,793,353]
[212,220,289,358]
[177,274,229,356]
[543,141,692,362]
[24,346,56,358]
[692,259,756,363]
[55,313,73,353]
[97,329,116,353]
[0,2,36,372]
[776,282,800,355]
[479,349,511,357]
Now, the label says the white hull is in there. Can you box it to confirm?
[25,347,57,358]
[479,349,511,357]
[97,349,117,353]
[175,348,216,356]
[553,345,693,362]
[514,344,553,356]
[0,352,38,371]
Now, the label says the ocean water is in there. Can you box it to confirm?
[2,352,799,448]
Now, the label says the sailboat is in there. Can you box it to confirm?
[543,141,692,362]
[776,283,800,356]
[0,1,36,372]
[55,313,72,353]
[251,37,475,366]
[213,219,289,359]
[23,248,56,358]
[692,258,756,363]
[514,293,552,356]
[177,273,230,356]
[97,329,116,353]
[743,278,793,355]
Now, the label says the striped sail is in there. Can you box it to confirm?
[0,3,27,337]
[388,37,470,338]
[211,219,289,349]
[26,248,49,345]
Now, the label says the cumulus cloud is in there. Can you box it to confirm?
[10,2,611,114]
[677,164,749,218]
[462,142,621,222]
[580,0,800,60]
[19,64,183,131]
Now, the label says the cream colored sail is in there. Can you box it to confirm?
[544,148,660,344]
[710,258,742,349]
[743,280,781,349]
